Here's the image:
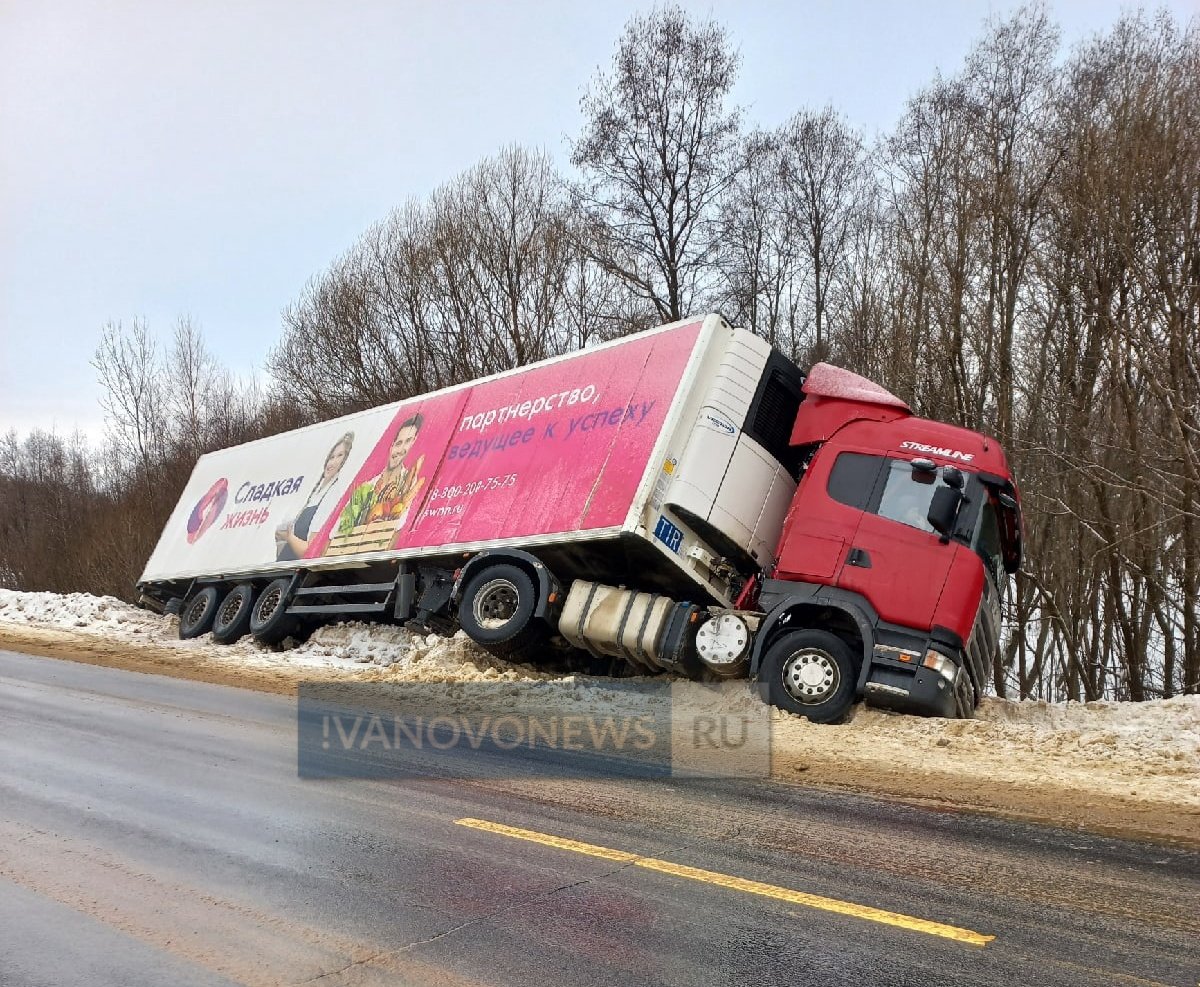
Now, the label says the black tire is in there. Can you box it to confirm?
[249,577,297,645]
[178,586,220,640]
[758,629,857,724]
[212,583,256,644]
[457,563,540,656]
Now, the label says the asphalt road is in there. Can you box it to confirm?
[1,648,1197,987]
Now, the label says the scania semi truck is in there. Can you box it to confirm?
[138,314,1023,723]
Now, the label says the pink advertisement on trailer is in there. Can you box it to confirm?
[140,321,702,581]
[304,321,701,560]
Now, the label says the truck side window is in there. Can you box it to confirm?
[875,460,940,533]
[826,453,882,510]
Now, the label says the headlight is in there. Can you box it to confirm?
[922,649,959,683]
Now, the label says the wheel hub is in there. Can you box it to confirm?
[472,578,519,630]
[782,649,839,704]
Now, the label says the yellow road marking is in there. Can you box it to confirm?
[457,817,641,864]
[455,817,993,947]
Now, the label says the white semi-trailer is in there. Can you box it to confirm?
[140,315,800,668]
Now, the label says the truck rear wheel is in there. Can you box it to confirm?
[458,563,539,657]
[759,629,856,724]
[250,577,297,645]
[179,587,220,640]
[212,583,256,644]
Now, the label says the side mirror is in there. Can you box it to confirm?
[927,486,963,540]
[942,466,965,490]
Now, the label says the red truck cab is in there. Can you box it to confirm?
[749,364,1023,720]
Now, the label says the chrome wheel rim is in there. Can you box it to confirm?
[782,649,839,704]
[472,578,519,630]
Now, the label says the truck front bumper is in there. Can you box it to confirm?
[862,643,967,718]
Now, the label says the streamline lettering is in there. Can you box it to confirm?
[899,441,975,464]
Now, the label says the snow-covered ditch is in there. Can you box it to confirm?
[0,588,543,682]
[1,589,1197,843]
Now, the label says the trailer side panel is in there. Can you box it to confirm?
[140,320,703,584]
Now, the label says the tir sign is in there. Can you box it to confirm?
[654,515,684,553]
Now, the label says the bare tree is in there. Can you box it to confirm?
[167,316,219,456]
[429,147,578,375]
[271,147,606,415]
[571,5,741,322]
[93,319,167,474]
[878,75,974,414]
[716,129,805,355]
[778,107,870,363]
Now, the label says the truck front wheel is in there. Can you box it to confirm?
[458,563,539,657]
[759,630,857,724]
[212,583,256,644]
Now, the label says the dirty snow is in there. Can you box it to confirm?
[0,588,546,682]
[774,695,1200,804]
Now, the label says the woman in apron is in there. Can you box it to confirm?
[275,432,355,561]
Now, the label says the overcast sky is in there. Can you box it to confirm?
[2,0,1194,442]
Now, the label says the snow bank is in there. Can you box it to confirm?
[285,622,551,682]
[823,694,1200,777]
[0,588,546,683]
[767,694,1200,805]
[0,590,165,635]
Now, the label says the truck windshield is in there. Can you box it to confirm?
[876,460,951,534]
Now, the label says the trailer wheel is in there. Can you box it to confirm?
[178,587,220,640]
[458,563,539,656]
[759,629,856,724]
[212,583,256,644]
[249,577,296,645]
